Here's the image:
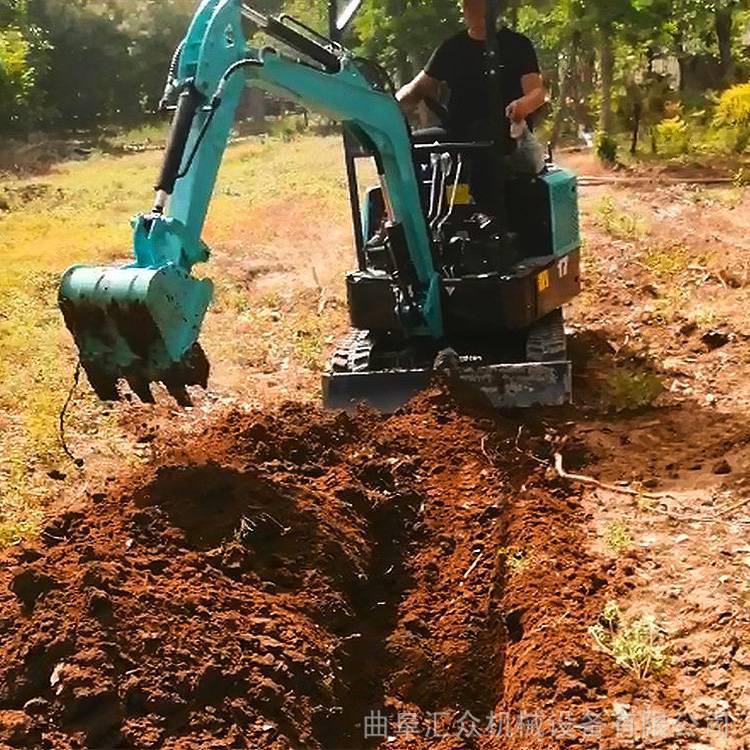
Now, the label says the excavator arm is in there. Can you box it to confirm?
[59,0,441,403]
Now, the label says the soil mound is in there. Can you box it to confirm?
[0,390,636,749]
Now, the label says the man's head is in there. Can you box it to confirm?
[463,0,492,36]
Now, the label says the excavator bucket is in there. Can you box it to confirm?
[59,263,212,403]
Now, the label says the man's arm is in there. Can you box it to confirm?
[397,71,441,111]
[506,72,546,122]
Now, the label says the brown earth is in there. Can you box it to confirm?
[0,386,671,750]
[4,147,750,749]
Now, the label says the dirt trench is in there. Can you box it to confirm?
[0,389,644,749]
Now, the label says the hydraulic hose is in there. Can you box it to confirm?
[153,60,264,211]
[159,40,185,110]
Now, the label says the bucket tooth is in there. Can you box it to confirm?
[84,367,120,402]
[126,374,156,404]
[181,344,210,388]
[166,383,193,407]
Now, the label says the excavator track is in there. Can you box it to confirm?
[330,330,374,374]
[526,309,567,363]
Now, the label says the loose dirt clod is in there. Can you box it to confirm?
[0,390,655,749]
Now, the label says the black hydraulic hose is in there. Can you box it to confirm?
[159,40,185,110]
[352,57,396,96]
[219,58,264,86]
[160,59,265,193]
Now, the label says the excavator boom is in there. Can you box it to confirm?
[59,0,441,402]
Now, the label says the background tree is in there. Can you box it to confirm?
[0,0,45,134]
[1,0,749,154]
[354,0,461,85]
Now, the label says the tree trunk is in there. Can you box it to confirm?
[550,38,576,149]
[715,4,735,84]
[630,101,641,155]
[597,25,615,135]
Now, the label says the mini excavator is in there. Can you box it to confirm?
[59,0,581,412]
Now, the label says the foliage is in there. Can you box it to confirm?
[23,0,196,128]
[714,82,750,128]
[0,0,47,135]
[0,27,34,131]
[713,82,750,152]
[604,520,633,555]
[2,0,750,149]
[589,601,670,679]
[355,0,461,84]
[653,116,690,155]
[642,244,688,277]
[594,196,647,239]
[604,368,664,411]
[595,132,618,163]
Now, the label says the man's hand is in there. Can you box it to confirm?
[505,73,547,124]
[505,99,526,123]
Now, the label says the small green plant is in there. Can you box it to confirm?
[589,602,670,679]
[604,368,664,411]
[595,132,618,164]
[605,520,633,555]
[693,306,717,327]
[653,116,690,156]
[595,196,647,240]
[293,316,324,370]
[0,518,37,548]
[498,546,532,575]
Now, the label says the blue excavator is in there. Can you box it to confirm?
[58,0,581,412]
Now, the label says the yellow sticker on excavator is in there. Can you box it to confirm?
[446,183,472,205]
[537,270,551,293]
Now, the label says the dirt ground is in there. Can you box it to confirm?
[2,143,750,749]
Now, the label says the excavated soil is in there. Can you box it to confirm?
[0,389,657,749]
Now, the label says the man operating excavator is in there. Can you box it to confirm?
[397,0,547,181]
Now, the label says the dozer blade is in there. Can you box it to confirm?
[323,361,572,414]
[322,330,572,414]
[59,263,213,402]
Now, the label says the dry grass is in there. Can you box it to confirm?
[0,133,359,546]
[642,244,689,278]
[594,196,649,241]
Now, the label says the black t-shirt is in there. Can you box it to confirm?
[424,28,540,141]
